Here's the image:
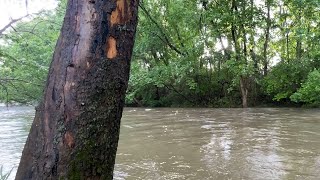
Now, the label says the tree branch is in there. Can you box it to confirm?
[0,15,30,35]
[0,78,42,87]
[164,84,195,104]
[139,3,185,56]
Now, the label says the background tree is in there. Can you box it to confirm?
[126,0,320,107]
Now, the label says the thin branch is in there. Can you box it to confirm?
[0,15,30,35]
[0,11,45,36]
[0,78,42,87]
[139,3,185,56]
[0,51,47,71]
[8,81,38,100]
[25,0,29,14]
[173,25,187,50]
[164,84,195,104]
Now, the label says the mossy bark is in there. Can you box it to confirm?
[16,0,139,179]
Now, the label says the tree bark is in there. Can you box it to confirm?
[263,0,271,76]
[16,0,138,179]
[240,76,248,108]
[296,6,302,60]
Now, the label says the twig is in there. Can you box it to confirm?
[0,15,30,35]
[0,78,42,87]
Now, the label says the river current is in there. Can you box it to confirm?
[1,107,320,179]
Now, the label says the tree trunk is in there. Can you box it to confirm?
[240,76,248,108]
[296,6,302,60]
[16,0,139,179]
[263,0,271,76]
[296,39,302,60]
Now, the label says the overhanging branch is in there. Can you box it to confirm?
[139,3,185,56]
[0,15,30,35]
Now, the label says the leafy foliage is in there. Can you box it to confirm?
[263,60,309,101]
[291,70,320,107]
[0,1,65,104]
[0,0,320,107]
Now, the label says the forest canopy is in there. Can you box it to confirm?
[0,0,320,107]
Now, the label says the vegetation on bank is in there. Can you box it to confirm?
[0,165,12,180]
[0,0,320,107]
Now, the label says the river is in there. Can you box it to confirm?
[0,107,320,179]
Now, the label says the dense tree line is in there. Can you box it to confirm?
[1,0,320,107]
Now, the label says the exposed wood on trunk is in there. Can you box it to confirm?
[107,36,118,59]
[16,0,139,179]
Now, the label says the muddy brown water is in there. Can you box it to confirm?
[1,107,320,179]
